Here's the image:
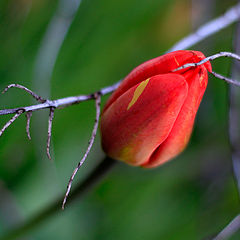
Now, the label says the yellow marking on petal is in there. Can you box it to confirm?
[174,56,180,66]
[120,146,131,159]
[127,78,150,110]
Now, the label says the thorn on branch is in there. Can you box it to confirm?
[62,93,101,210]
[46,107,55,161]
[0,110,24,137]
[25,111,32,140]
[2,84,46,103]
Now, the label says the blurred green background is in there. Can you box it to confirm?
[0,0,239,239]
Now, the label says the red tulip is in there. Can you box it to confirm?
[100,50,212,168]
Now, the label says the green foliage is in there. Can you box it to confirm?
[0,0,239,239]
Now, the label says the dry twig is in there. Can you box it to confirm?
[173,52,240,88]
[173,52,240,72]
[1,3,240,239]
[0,110,24,137]
[211,71,240,87]
[62,93,101,209]
[168,3,240,52]
[0,51,240,211]
[3,84,46,103]
[229,6,240,198]
[0,52,240,210]
[25,111,32,140]
[0,82,120,116]
[212,214,240,240]
[212,9,240,240]
[46,107,55,160]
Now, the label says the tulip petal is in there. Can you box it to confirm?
[103,50,211,114]
[101,50,211,168]
[142,65,208,168]
[101,73,188,166]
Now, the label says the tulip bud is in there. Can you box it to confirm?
[100,50,212,168]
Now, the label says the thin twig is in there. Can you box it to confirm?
[2,52,240,118]
[0,1,239,117]
[0,157,116,240]
[3,84,46,103]
[173,52,240,72]
[32,0,82,169]
[1,52,240,117]
[2,51,240,118]
[62,93,101,209]
[168,3,240,52]
[25,111,32,140]
[172,52,240,88]
[229,3,240,198]
[0,3,240,239]
[210,9,240,240]
[211,71,240,87]
[212,214,240,240]
[207,7,240,240]
[0,110,24,137]
[0,82,120,116]
[46,107,55,161]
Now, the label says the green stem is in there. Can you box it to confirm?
[0,156,116,240]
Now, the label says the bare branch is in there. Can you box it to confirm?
[62,93,101,209]
[173,52,240,72]
[3,84,46,103]
[0,3,240,239]
[0,157,116,240]
[0,110,24,137]
[210,11,240,240]
[0,3,238,117]
[99,81,121,95]
[0,82,119,116]
[1,53,240,118]
[46,107,55,161]
[25,111,32,140]
[212,214,240,240]
[1,51,240,118]
[229,3,240,197]
[3,52,239,119]
[168,3,240,52]
[172,52,240,88]
[211,71,240,87]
